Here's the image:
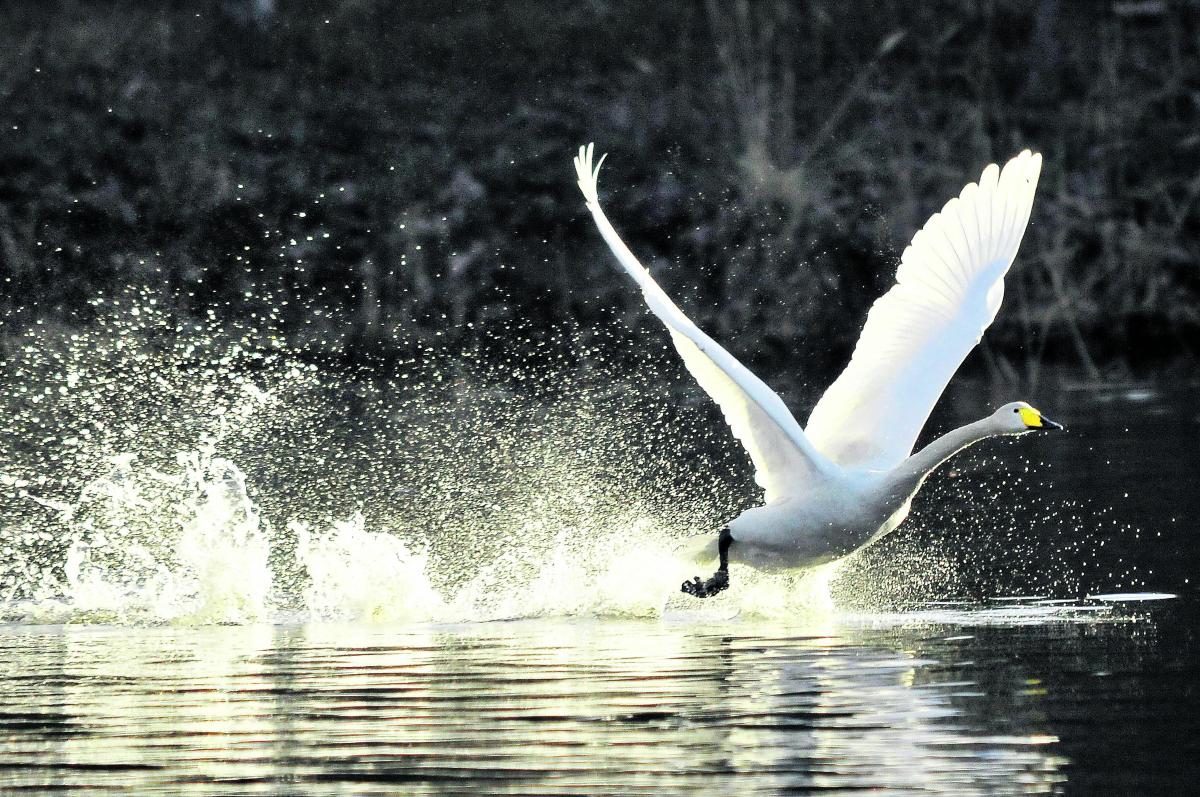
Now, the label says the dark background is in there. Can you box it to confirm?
[3,0,1199,387]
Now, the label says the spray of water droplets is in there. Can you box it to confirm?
[0,290,1146,625]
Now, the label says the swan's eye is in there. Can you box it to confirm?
[1013,408,1019,413]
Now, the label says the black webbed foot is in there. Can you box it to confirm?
[681,568,729,599]
[681,527,734,599]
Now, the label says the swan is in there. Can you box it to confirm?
[572,143,1061,598]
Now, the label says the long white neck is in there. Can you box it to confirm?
[885,418,997,499]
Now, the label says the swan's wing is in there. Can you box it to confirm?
[805,150,1043,471]
[573,144,833,503]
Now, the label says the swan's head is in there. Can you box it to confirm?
[992,401,1064,435]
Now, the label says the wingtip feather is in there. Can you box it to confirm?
[574,142,606,207]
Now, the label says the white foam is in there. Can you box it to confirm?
[6,448,272,625]
[294,513,444,623]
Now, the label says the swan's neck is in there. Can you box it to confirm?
[887,418,997,498]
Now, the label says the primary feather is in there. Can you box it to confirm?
[804,151,1042,470]
[573,144,833,502]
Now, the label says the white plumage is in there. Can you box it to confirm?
[806,152,1041,470]
[572,144,1055,587]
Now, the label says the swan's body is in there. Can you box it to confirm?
[572,145,1057,592]
[722,413,1042,571]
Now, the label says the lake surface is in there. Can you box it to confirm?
[0,604,1195,795]
[0,377,1198,794]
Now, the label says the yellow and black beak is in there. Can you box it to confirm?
[1038,415,1064,431]
[1019,407,1064,431]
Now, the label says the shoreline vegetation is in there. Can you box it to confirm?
[2,1,1199,387]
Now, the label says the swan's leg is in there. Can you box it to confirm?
[681,527,733,599]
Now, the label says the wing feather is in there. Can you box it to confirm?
[573,144,832,503]
[805,151,1042,470]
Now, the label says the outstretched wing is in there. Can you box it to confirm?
[805,150,1043,471]
[573,144,833,503]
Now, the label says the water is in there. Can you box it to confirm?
[0,604,1194,794]
[1,302,1198,792]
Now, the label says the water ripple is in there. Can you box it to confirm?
[0,608,1186,795]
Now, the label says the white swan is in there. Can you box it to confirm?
[572,143,1060,598]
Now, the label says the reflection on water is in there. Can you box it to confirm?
[0,605,1192,795]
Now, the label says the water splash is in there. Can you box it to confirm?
[0,293,738,624]
[7,445,271,624]
[293,514,444,623]
[5,445,695,624]
[0,293,1149,625]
